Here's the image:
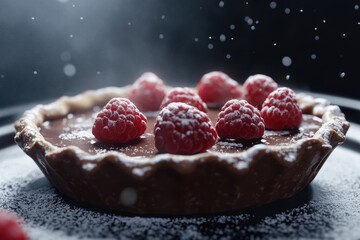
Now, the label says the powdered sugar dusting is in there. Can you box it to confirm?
[265,130,292,136]
[82,162,96,171]
[1,145,359,239]
[217,140,244,148]
[277,148,298,162]
[59,129,93,141]
[58,114,94,142]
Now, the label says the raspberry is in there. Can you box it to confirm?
[154,102,217,154]
[197,71,242,108]
[242,74,278,109]
[261,87,302,130]
[215,99,265,140]
[92,98,147,143]
[160,87,208,113]
[0,210,28,240]
[129,72,166,112]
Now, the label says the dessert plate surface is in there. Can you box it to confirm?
[1,94,360,239]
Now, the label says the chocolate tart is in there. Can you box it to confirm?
[14,86,349,215]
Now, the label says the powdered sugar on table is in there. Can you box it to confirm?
[1,144,359,239]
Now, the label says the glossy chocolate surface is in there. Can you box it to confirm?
[40,108,322,157]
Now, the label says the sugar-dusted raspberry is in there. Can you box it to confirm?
[92,98,147,143]
[242,74,278,109]
[154,102,217,154]
[0,210,28,240]
[261,87,302,130]
[160,87,208,113]
[129,72,166,112]
[215,99,265,140]
[197,71,242,108]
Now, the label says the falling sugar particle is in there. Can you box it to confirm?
[270,1,277,9]
[355,5,359,10]
[63,64,76,77]
[273,43,277,46]
[226,54,231,59]
[194,38,199,42]
[244,16,253,25]
[231,37,234,40]
[284,8,291,14]
[209,36,212,39]
[286,75,290,80]
[69,34,73,38]
[340,72,346,78]
[161,15,166,20]
[282,56,292,67]
[208,43,214,50]
[127,22,131,26]
[311,54,317,60]
[322,19,326,23]
[96,71,101,75]
[80,17,84,20]
[60,51,71,62]
[342,33,346,37]
[219,1,224,7]
[315,35,320,40]
[33,71,38,75]
[159,34,164,39]
[119,188,137,206]
[1,74,5,78]
[251,26,255,30]
[57,0,69,3]
[300,9,304,12]
[314,27,318,30]
[31,17,35,20]
[72,4,75,7]
[230,24,235,30]
[219,34,226,42]
[255,20,259,24]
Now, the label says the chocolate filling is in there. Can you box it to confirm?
[40,108,322,157]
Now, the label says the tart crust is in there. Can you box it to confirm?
[14,86,349,215]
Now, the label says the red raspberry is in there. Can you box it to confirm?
[154,102,217,154]
[160,87,208,113]
[215,99,265,140]
[242,74,278,109]
[0,210,28,240]
[129,72,166,112]
[197,71,242,108]
[261,87,302,130]
[92,98,147,143]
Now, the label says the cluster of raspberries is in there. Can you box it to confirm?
[92,72,302,155]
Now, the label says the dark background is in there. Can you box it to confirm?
[1,0,359,108]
